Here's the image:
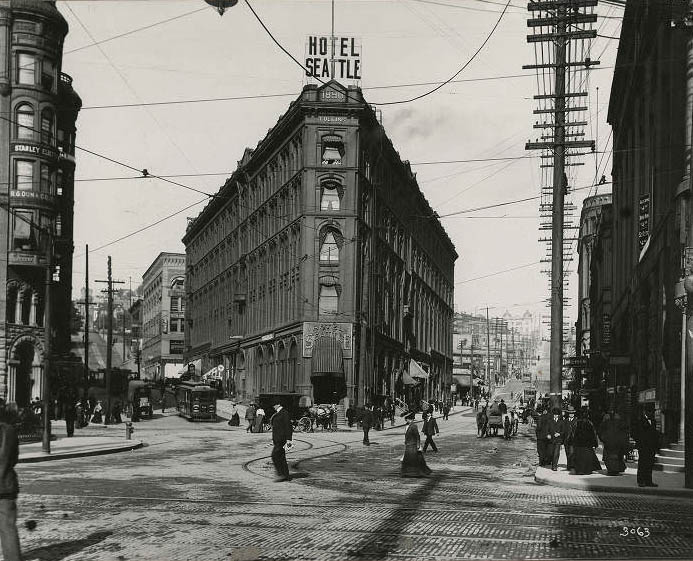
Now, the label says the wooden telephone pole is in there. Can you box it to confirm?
[525,0,598,410]
[96,256,124,424]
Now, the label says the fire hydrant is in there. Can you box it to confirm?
[125,421,134,440]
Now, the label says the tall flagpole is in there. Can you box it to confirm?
[330,0,335,79]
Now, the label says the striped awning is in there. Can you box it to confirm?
[310,336,344,378]
[409,359,429,380]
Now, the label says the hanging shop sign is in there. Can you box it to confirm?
[638,193,651,260]
[305,35,361,84]
[302,322,353,358]
[601,313,612,349]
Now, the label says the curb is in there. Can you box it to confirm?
[534,468,693,498]
[18,440,144,463]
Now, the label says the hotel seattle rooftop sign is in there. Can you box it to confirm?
[305,35,361,85]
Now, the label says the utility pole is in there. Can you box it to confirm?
[486,307,492,397]
[42,231,53,454]
[83,246,89,394]
[525,0,597,410]
[96,256,124,424]
[682,0,693,490]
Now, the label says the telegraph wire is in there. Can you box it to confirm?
[63,6,208,55]
[243,0,512,106]
[455,261,541,285]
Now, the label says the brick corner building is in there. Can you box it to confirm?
[141,252,186,382]
[0,0,80,406]
[182,81,457,409]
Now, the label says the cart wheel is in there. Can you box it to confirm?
[297,417,312,433]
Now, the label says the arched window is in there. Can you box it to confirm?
[321,135,343,165]
[320,182,341,211]
[319,231,340,263]
[15,104,34,140]
[41,109,54,145]
[318,285,339,315]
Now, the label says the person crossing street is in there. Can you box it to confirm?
[422,411,439,453]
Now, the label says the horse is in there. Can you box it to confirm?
[476,408,488,438]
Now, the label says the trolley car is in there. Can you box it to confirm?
[175,381,217,421]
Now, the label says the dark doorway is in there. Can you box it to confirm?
[15,341,35,408]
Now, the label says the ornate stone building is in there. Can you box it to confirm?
[0,0,80,405]
[183,81,457,408]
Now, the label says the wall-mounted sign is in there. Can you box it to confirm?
[303,322,353,358]
[638,193,650,260]
[601,313,611,348]
[305,35,361,84]
[12,143,58,160]
[10,190,55,203]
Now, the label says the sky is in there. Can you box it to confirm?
[56,0,622,327]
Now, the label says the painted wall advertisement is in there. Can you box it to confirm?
[302,322,353,358]
[305,35,361,84]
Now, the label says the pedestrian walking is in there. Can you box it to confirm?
[633,410,660,487]
[270,402,293,482]
[400,411,431,478]
[254,406,265,433]
[228,403,240,427]
[422,412,439,452]
[112,401,122,424]
[245,404,256,433]
[546,407,566,471]
[64,397,76,437]
[563,406,577,471]
[442,402,450,421]
[535,408,550,466]
[0,402,22,561]
[346,406,355,428]
[571,410,602,475]
[598,412,628,476]
[361,405,374,446]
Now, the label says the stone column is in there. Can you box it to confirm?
[31,364,42,401]
[29,292,37,325]
[7,362,16,403]
[15,293,24,325]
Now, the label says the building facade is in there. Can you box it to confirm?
[0,0,80,406]
[183,81,457,408]
[141,253,185,382]
[607,0,687,442]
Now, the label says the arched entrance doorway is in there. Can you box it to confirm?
[11,339,41,408]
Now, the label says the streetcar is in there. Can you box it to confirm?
[175,381,217,421]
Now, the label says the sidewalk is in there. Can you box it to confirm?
[535,447,693,498]
[18,420,143,463]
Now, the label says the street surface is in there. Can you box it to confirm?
[13,407,693,561]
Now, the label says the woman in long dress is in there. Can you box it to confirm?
[400,412,432,478]
[571,413,602,475]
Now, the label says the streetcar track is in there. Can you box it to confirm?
[17,493,693,526]
[16,515,693,555]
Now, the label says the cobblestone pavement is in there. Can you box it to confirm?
[12,410,693,561]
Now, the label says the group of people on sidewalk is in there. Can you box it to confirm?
[535,404,662,487]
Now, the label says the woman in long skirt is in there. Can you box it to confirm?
[400,412,432,478]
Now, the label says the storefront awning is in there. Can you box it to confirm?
[401,371,418,386]
[311,336,344,378]
[409,359,429,380]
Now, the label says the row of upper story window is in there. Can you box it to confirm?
[9,208,63,252]
[187,130,349,262]
[12,159,72,196]
[189,229,301,295]
[14,51,60,93]
[13,103,76,153]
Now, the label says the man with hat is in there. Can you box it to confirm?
[270,401,293,482]
[563,406,577,471]
[534,407,550,466]
[546,407,567,471]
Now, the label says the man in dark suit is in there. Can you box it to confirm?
[271,402,293,482]
[361,405,374,446]
[546,407,567,471]
[422,412,439,452]
[535,407,550,466]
